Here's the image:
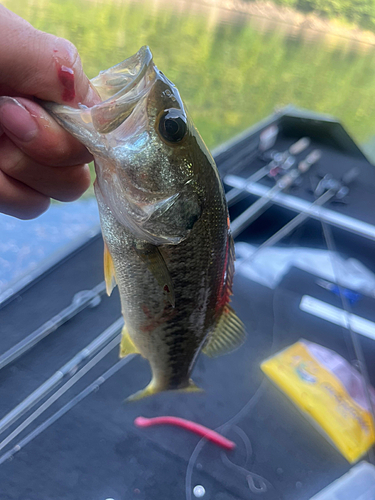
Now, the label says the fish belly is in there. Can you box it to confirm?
[97,188,228,397]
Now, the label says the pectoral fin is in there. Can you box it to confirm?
[202,305,246,357]
[120,325,140,357]
[104,242,117,296]
[135,243,175,307]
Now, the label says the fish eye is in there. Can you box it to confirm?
[158,109,187,143]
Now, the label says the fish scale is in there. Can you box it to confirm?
[41,46,246,400]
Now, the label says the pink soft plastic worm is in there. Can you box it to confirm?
[134,416,236,451]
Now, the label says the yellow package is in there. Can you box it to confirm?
[261,340,375,463]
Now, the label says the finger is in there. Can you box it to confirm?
[0,135,91,202]
[0,170,50,220]
[0,5,100,107]
[0,97,93,166]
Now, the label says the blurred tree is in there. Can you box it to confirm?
[4,0,375,157]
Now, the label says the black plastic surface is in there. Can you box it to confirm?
[1,109,375,500]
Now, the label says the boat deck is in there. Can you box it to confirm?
[1,107,375,500]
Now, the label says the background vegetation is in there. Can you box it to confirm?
[258,0,375,32]
[4,0,375,154]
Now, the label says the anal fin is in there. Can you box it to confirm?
[202,305,246,357]
[120,325,140,358]
[183,379,203,394]
[126,380,160,402]
[126,379,202,402]
[104,242,117,296]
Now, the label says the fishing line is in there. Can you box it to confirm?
[185,224,291,500]
[219,425,272,494]
[185,381,268,500]
[320,219,375,464]
[228,425,253,466]
[185,304,278,500]
[220,453,270,494]
[185,175,325,499]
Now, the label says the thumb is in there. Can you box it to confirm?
[0,6,99,107]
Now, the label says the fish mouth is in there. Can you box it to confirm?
[44,46,196,246]
[84,46,156,134]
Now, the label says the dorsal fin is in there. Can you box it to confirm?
[215,230,236,313]
[225,233,235,300]
[203,230,246,357]
[104,242,117,296]
[202,304,246,357]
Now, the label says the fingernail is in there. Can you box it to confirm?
[0,97,38,142]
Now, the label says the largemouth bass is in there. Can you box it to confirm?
[43,46,245,400]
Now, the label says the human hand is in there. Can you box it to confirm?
[0,6,100,219]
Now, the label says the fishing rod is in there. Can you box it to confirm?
[225,136,311,206]
[0,352,132,466]
[226,171,375,242]
[230,149,321,239]
[0,329,132,456]
[238,155,375,462]
[0,281,106,371]
[0,317,123,436]
[240,167,360,263]
[219,124,279,176]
